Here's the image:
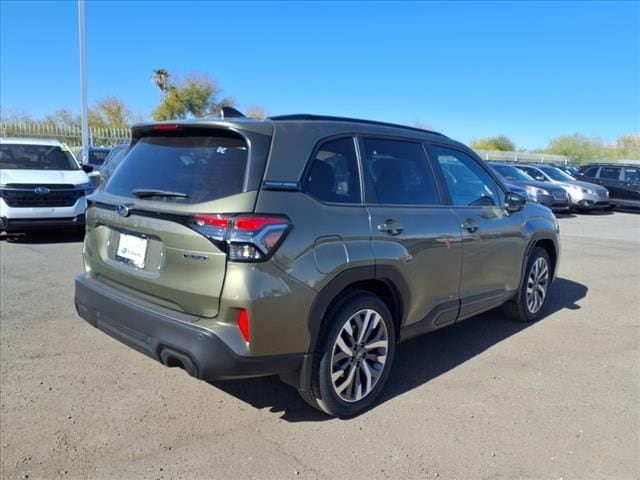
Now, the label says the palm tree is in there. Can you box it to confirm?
[151,69,171,100]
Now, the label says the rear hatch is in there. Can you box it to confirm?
[83,122,272,318]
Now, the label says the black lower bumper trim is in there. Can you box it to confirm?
[611,198,640,209]
[74,274,304,381]
[1,215,85,232]
[575,200,611,210]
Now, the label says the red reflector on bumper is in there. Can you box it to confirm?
[237,309,250,343]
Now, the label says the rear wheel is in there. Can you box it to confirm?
[503,247,551,322]
[300,291,396,417]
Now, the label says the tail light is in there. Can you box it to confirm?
[190,214,291,262]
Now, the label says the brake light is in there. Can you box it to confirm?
[194,214,230,229]
[235,216,286,231]
[153,124,180,131]
[237,309,250,342]
[189,214,291,262]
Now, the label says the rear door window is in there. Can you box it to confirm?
[105,131,248,203]
[304,137,361,204]
[599,166,622,180]
[88,149,109,165]
[362,138,440,205]
[581,166,599,178]
[623,167,640,182]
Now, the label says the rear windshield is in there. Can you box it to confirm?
[492,164,534,182]
[539,166,573,181]
[88,149,110,165]
[105,132,248,203]
[0,144,79,170]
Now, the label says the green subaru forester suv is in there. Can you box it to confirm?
[75,113,559,416]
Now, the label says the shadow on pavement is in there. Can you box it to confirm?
[554,212,577,219]
[580,209,615,216]
[613,206,640,214]
[212,277,588,422]
[0,229,85,244]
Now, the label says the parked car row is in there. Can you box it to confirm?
[493,161,640,211]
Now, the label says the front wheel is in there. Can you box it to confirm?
[503,247,552,322]
[299,291,396,417]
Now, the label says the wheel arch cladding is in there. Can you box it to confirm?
[306,266,408,352]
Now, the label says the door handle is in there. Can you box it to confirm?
[462,219,479,233]
[378,219,404,235]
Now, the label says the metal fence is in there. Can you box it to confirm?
[0,122,131,148]
[475,150,571,164]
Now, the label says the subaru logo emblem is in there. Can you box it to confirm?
[116,204,131,217]
[34,186,50,195]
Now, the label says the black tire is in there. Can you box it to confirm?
[299,290,396,417]
[503,246,552,322]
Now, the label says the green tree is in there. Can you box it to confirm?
[545,134,604,164]
[610,133,640,159]
[152,74,234,121]
[470,136,516,151]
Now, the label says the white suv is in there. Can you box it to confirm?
[0,138,94,232]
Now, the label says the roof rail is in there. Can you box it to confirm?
[268,114,445,137]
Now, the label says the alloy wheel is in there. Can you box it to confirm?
[526,257,549,314]
[330,309,389,403]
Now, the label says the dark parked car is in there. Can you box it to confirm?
[575,163,640,209]
[86,147,112,170]
[75,113,559,416]
[98,143,129,187]
[489,162,570,213]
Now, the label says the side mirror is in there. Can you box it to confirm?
[535,175,545,182]
[81,164,94,173]
[505,191,526,213]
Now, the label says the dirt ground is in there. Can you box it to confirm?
[1,211,639,480]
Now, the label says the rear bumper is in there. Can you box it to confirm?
[74,274,304,381]
[1,214,85,232]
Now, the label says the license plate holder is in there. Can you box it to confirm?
[116,233,148,268]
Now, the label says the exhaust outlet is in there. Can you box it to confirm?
[159,348,198,378]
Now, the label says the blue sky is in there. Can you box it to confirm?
[1,1,639,149]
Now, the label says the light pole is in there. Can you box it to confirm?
[78,0,89,163]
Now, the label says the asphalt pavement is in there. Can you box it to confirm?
[1,211,638,479]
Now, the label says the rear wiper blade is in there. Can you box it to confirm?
[132,188,189,199]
